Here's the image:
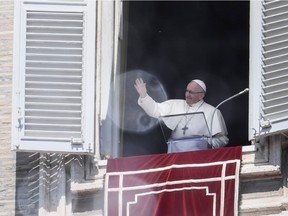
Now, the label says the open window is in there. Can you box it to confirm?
[249,0,288,141]
[13,0,286,157]
[12,0,96,153]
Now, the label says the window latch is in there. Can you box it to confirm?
[260,119,271,129]
[71,137,83,145]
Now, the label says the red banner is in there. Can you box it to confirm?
[105,146,242,216]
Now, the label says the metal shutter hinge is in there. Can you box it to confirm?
[16,107,23,128]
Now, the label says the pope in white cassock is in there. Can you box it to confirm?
[134,78,229,153]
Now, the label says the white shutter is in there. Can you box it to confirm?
[249,0,288,140]
[12,0,96,153]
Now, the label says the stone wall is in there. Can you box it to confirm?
[240,136,288,215]
[0,1,16,216]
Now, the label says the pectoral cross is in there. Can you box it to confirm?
[182,125,188,135]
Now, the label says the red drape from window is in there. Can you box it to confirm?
[105,146,242,216]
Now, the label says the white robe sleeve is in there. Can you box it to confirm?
[210,109,229,148]
[138,95,183,130]
[138,94,160,118]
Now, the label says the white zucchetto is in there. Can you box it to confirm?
[193,79,206,92]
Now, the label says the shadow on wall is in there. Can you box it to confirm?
[15,152,103,215]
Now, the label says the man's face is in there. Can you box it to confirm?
[185,81,205,105]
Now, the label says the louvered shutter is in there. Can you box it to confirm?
[12,0,96,153]
[249,0,288,140]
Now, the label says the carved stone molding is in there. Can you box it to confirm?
[240,135,288,215]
